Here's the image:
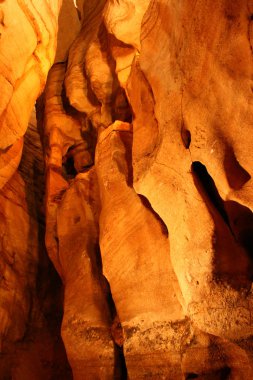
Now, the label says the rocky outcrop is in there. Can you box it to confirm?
[0,0,253,379]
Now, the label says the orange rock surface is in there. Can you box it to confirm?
[0,0,253,379]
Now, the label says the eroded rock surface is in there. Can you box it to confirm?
[96,121,186,378]
[0,111,71,379]
[128,0,253,340]
[43,62,125,379]
[0,0,253,379]
[0,1,71,378]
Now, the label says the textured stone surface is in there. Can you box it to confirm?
[0,1,72,377]
[0,0,253,379]
[128,0,253,340]
[96,121,186,378]
[55,0,83,62]
[44,64,123,379]
[0,112,71,379]
[0,0,61,150]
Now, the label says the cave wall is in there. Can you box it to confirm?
[0,1,72,379]
[0,0,253,379]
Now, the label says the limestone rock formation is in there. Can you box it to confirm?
[0,0,253,379]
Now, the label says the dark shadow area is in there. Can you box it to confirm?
[225,201,253,263]
[117,130,134,186]
[185,373,199,379]
[113,86,133,124]
[193,366,231,380]
[139,194,169,237]
[223,146,251,190]
[117,347,128,380]
[181,122,191,149]
[18,118,73,379]
[62,148,77,179]
[102,274,128,380]
[192,161,253,290]
[192,162,230,227]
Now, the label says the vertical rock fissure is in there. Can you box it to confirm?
[192,161,253,289]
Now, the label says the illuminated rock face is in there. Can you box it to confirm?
[0,0,62,151]
[1,0,253,379]
[0,1,71,379]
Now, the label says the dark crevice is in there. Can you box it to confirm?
[101,275,128,380]
[113,86,133,124]
[117,130,133,186]
[201,366,231,380]
[224,146,251,190]
[219,366,231,378]
[191,162,230,228]
[225,201,253,259]
[93,243,127,379]
[118,348,128,380]
[185,373,199,379]
[192,161,253,289]
[62,153,77,179]
[138,194,169,238]
[17,114,73,378]
[181,122,191,149]
[185,366,231,379]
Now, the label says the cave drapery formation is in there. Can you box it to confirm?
[0,0,253,379]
